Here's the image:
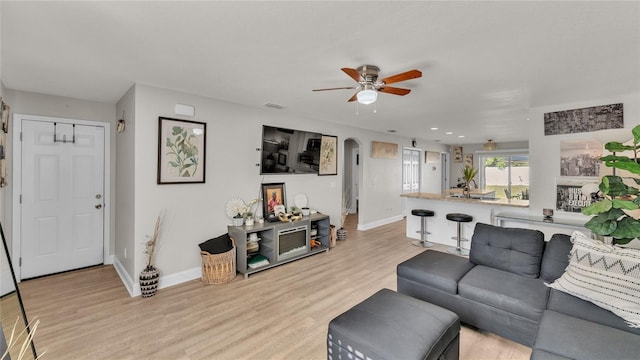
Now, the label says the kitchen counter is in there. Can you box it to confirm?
[401,192,529,208]
[401,192,529,250]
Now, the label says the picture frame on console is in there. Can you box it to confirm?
[157,117,206,184]
[262,182,286,221]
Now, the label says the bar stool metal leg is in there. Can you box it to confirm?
[412,216,434,248]
[447,221,469,256]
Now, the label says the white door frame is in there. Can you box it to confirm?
[12,114,111,280]
[350,147,359,213]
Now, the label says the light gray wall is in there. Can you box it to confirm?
[528,93,639,218]
[115,85,135,278]
[129,83,437,278]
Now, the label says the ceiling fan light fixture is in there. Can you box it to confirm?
[357,85,377,105]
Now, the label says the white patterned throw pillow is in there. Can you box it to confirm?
[548,231,640,328]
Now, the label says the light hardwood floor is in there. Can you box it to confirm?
[20,215,531,359]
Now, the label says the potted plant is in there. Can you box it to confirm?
[581,124,640,246]
[462,166,478,198]
[244,211,254,226]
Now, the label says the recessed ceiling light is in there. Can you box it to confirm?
[387,130,397,133]
[458,135,465,138]
[445,131,453,135]
[430,127,438,130]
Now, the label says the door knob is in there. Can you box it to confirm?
[95,204,103,209]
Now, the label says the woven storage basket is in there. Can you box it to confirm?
[201,238,236,284]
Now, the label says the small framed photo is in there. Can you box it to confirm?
[319,135,338,176]
[157,117,206,184]
[262,182,286,220]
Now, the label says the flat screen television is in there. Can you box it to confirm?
[261,125,322,174]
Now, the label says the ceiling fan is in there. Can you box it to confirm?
[312,65,422,104]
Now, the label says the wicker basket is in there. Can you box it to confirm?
[201,238,236,284]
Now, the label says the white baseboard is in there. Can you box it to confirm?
[112,256,202,297]
[112,256,135,297]
[357,215,404,231]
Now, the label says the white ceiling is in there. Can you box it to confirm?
[2,1,639,145]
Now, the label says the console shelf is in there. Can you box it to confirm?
[228,213,330,278]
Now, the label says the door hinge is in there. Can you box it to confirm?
[20,132,22,141]
[19,194,22,204]
[19,257,22,267]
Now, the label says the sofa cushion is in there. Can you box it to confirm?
[540,233,572,283]
[397,250,475,294]
[458,265,549,321]
[547,289,640,336]
[469,223,545,278]
[533,310,640,360]
[547,231,640,328]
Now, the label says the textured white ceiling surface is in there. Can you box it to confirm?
[2,1,639,144]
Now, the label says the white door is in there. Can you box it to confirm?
[402,148,421,216]
[21,120,105,279]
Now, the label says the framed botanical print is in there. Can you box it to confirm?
[319,135,338,175]
[157,117,206,184]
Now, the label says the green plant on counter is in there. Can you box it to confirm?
[462,166,478,188]
[581,124,640,245]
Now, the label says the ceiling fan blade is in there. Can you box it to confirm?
[380,69,422,85]
[379,86,411,96]
[341,68,362,82]
[347,92,358,102]
[312,86,356,92]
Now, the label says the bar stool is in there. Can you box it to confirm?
[411,209,435,248]
[446,213,473,255]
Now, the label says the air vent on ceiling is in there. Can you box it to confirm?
[264,103,286,110]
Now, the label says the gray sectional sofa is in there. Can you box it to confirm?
[397,223,640,360]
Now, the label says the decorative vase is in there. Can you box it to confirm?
[232,217,244,226]
[139,265,159,298]
[463,186,471,199]
[245,217,254,226]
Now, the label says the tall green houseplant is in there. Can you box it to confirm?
[581,124,640,245]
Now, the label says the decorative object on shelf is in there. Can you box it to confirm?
[244,213,254,226]
[319,134,338,175]
[453,146,463,163]
[278,212,303,222]
[226,197,258,226]
[337,227,347,241]
[544,103,623,136]
[581,124,640,247]
[157,117,206,184]
[371,141,398,159]
[543,208,554,219]
[329,224,337,248]
[140,215,162,297]
[261,182,286,221]
[461,166,478,199]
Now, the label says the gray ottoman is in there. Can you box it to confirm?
[327,288,460,360]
